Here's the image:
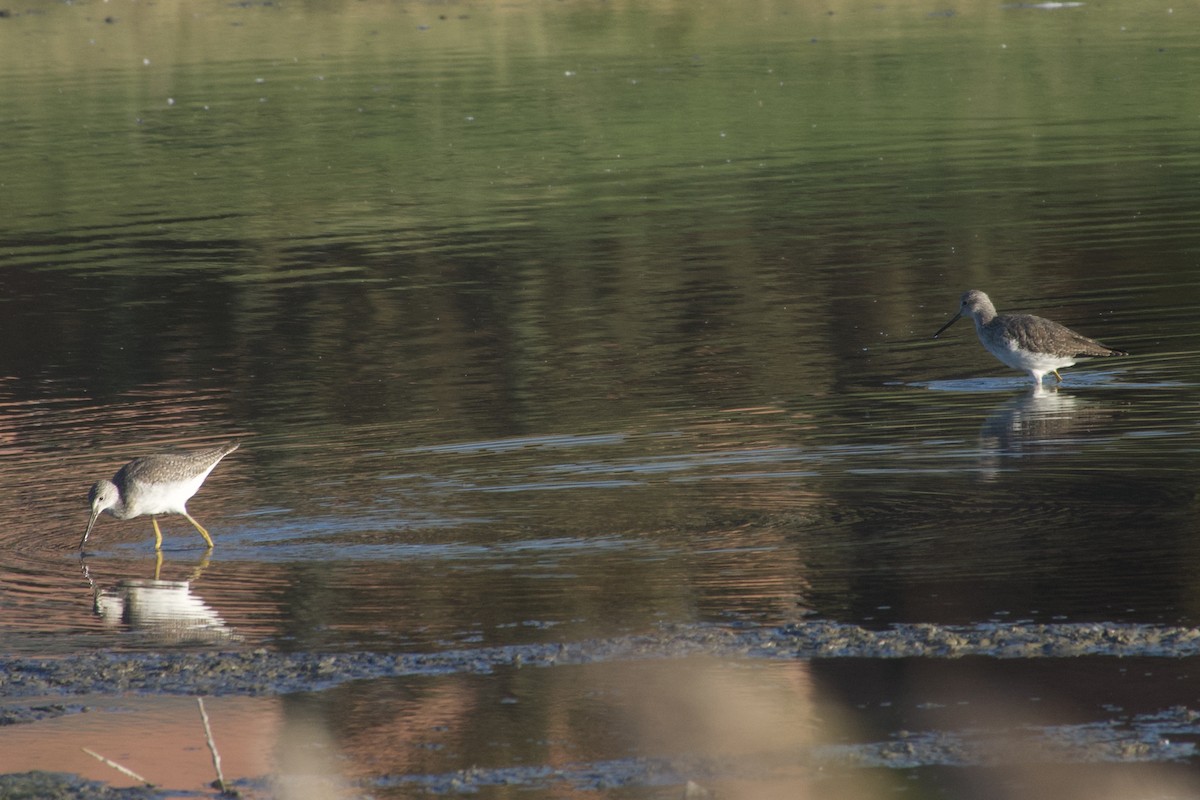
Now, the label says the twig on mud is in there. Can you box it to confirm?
[197,696,237,796]
[81,747,154,787]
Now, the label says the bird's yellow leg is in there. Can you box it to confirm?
[154,549,163,581]
[1053,370,1063,383]
[152,517,164,550]
[183,513,215,548]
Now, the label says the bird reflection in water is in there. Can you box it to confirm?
[80,552,237,644]
[976,386,1122,478]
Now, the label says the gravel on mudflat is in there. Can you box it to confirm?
[4,620,1200,699]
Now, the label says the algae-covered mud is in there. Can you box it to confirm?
[0,773,160,800]
[6,621,1200,699]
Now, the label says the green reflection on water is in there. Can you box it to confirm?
[4,0,1196,242]
[2,0,1196,411]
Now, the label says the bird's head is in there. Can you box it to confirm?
[934,289,994,338]
[80,479,121,551]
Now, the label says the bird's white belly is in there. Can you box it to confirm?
[119,476,205,518]
[990,338,1075,373]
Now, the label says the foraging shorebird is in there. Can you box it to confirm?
[80,441,239,551]
[933,290,1126,384]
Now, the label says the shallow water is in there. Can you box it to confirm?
[3,0,1200,796]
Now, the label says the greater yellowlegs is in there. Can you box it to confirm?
[933,289,1127,384]
[80,441,239,551]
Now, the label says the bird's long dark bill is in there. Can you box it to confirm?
[80,511,99,551]
[933,312,962,339]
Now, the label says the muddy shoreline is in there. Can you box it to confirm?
[5,620,1200,699]
[6,621,1200,797]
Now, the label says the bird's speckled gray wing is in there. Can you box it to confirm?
[115,442,240,486]
[997,313,1126,358]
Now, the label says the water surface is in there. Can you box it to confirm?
[3,0,1200,795]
